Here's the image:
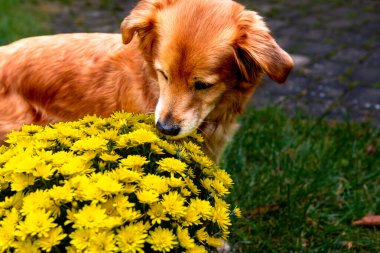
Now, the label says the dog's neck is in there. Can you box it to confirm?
[199,84,259,162]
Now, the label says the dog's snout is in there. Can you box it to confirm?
[156,120,181,136]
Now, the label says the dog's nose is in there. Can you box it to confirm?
[156,121,181,136]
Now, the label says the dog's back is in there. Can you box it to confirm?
[0,33,157,141]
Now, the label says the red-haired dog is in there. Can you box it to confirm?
[0,0,293,160]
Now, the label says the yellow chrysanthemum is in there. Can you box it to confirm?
[206,237,223,248]
[69,228,94,251]
[186,244,208,253]
[157,157,187,176]
[0,112,236,252]
[136,189,160,204]
[177,227,195,249]
[48,184,75,203]
[111,168,143,183]
[140,174,169,194]
[147,227,178,252]
[161,191,186,219]
[21,190,53,216]
[10,173,35,191]
[120,155,148,171]
[16,209,57,239]
[147,203,169,225]
[96,175,123,194]
[12,238,40,253]
[71,136,108,151]
[116,222,148,253]
[188,198,213,220]
[100,152,121,162]
[87,230,117,253]
[36,226,67,252]
[213,169,233,188]
[72,203,122,229]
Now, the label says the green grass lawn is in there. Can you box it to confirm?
[0,0,51,45]
[222,107,380,252]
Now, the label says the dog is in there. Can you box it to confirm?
[0,0,293,161]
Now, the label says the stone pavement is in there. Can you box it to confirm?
[50,0,380,126]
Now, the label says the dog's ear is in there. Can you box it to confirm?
[120,0,176,44]
[234,10,294,84]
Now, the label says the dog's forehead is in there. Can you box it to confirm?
[156,0,239,78]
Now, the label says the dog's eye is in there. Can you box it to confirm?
[157,70,168,81]
[194,81,213,90]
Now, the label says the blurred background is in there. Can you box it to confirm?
[1,0,379,252]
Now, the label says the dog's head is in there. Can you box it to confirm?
[121,0,293,138]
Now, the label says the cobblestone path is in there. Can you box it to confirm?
[51,0,380,126]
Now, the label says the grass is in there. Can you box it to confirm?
[222,107,380,252]
[0,0,51,45]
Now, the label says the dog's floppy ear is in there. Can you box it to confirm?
[120,0,176,44]
[234,10,294,84]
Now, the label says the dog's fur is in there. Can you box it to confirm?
[0,0,293,161]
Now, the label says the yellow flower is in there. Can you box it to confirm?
[112,194,135,210]
[157,157,187,176]
[212,179,230,196]
[12,238,40,253]
[206,237,223,248]
[147,227,178,252]
[71,176,106,202]
[16,209,57,239]
[10,173,35,191]
[196,227,209,242]
[191,154,214,169]
[182,141,203,155]
[150,143,165,154]
[233,207,242,218]
[184,177,200,195]
[72,203,122,229]
[69,228,94,251]
[0,209,19,251]
[116,222,148,253]
[188,198,213,220]
[117,129,159,147]
[71,136,108,151]
[21,124,43,134]
[136,189,160,204]
[120,155,148,171]
[48,184,75,203]
[177,227,195,249]
[100,152,121,162]
[59,157,92,176]
[167,176,185,188]
[96,175,123,194]
[212,199,231,236]
[213,169,233,188]
[33,163,55,180]
[111,168,143,183]
[117,208,142,222]
[156,140,177,155]
[161,191,186,219]
[36,227,67,252]
[87,230,116,253]
[186,244,208,253]
[21,190,53,216]
[140,174,169,194]
[182,208,201,226]
[0,112,235,252]
[147,203,169,225]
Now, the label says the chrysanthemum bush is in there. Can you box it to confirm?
[0,112,240,252]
